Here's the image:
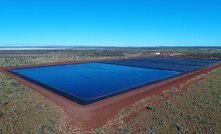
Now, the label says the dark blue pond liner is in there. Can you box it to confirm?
[10,63,181,105]
[99,57,220,72]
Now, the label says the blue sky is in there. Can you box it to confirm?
[0,0,221,47]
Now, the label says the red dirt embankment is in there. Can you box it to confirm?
[0,57,220,130]
[122,72,211,123]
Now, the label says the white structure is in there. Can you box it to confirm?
[155,52,160,55]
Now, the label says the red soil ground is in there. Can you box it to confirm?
[0,56,220,130]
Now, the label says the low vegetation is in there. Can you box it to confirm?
[0,48,220,133]
[81,69,221,134]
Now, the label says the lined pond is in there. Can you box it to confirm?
[10,62,180,104]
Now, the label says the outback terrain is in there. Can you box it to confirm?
[0,47,221,133]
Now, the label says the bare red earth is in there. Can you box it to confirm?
[122,73,211,123]
[0,56,220,130]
